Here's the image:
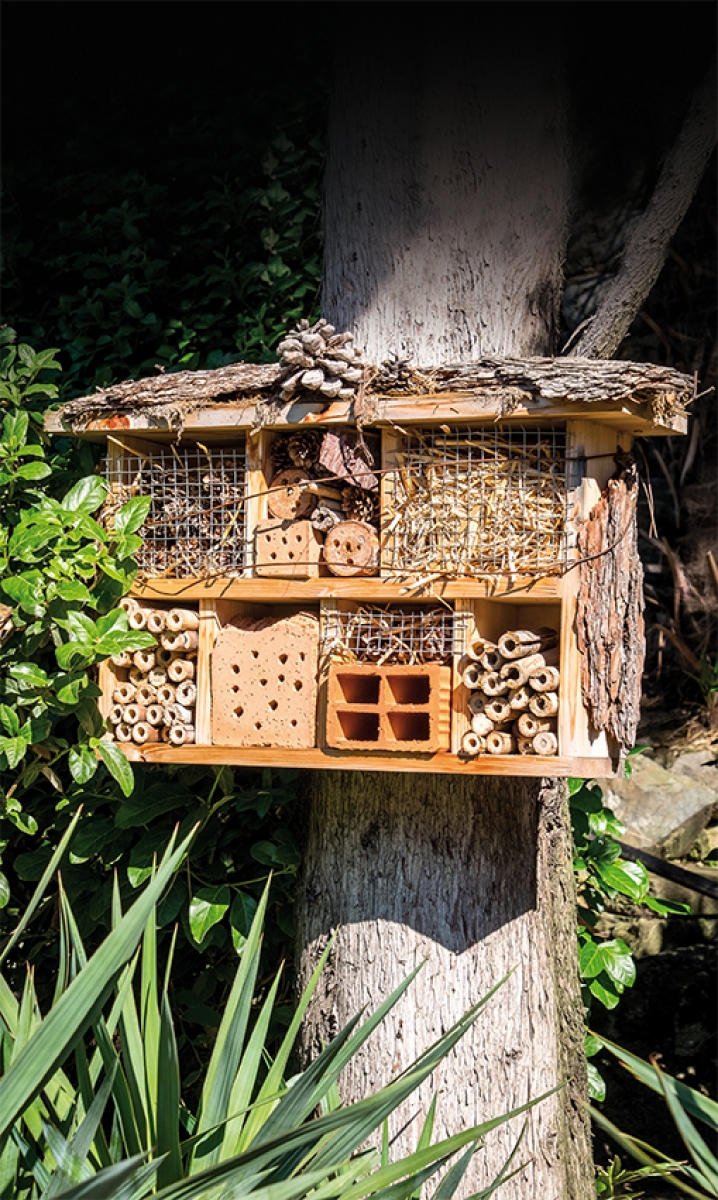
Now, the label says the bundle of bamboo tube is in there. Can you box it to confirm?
[460,627,560,757]
[106,599,198,746]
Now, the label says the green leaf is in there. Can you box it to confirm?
[578,937,605,980]
[15,462,52,481]
[585,1033,603,1058]
[229,891,258,953]
[113,495,152,535]
[68,744,99,785]
[0,873,9,909]
[0,735,28,769]
[62,476,108,514]
[98,741,135,797]
[189,886,231,945]
[8,662,49,689]
[597,860,648,902]
[600,940,636,990]
[587,1062,606,1102]
[589,972,622,1010]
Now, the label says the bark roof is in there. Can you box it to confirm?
[53,355,694,432]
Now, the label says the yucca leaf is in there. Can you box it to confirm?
[655,1066,718,1193]
[72,1043,113,1172]
[410,1093,437,1199]
[156,990,182,1190]
[37,1152,157,1200]
[0,827,193,1143]
[218,966,283,1160]
[40,1119,93,1192]
[432,1142,478,1200]
[152,1165,352,1200]
[189,878,271,1171]
[236,932,337,1151]
[139,904,160,1145]
[0,809,82,970]
[588,1106,707,1200]
[595,1036,718,1132]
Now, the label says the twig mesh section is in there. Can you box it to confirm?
[103,443,247,578]
[385,425,569,577]
[322,606,466,664]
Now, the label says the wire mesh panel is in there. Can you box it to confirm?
[384,425,569,578]
[322,606,467,664]
[103,443,247,578]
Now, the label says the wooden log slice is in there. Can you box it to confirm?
[267,468,317,520]
[323,521,380,577]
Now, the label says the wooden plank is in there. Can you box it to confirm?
[451,599,473,754]
[245,429,269,574]
[560,420,623,762]
[46,395,687,440]
[380,428,400,576]
[316,599,337,750]
[195,601,216,746]
[130,575,563,603]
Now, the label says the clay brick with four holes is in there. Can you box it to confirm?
[325,663,451,752]
[254,518,323,578]
[211,612,319,747]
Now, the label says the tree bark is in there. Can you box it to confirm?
[297,20,594,1199]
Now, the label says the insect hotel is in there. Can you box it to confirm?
[47,321,692,776]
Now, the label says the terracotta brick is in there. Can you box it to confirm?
[255,518,323,578]
[325,663,451,752]
[211,611,319,747]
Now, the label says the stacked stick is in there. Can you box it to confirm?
[460,627,560,757]
[106,600,198,746]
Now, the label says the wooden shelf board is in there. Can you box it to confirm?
[130,576,563,603]
[111,743,620,778]
[45,394,686,441]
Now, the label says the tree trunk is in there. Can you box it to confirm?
[297,21,593,1199]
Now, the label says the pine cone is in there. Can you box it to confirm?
[276,319,365,402]
[342,485,379,527]
[270,436,294,472]
[287,430,323,469]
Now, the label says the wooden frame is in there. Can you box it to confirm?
[86,411,641,777]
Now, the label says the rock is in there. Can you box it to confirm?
[668,748,718,793]
[603,754,716,857]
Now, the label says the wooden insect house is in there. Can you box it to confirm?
[47,321,692,776]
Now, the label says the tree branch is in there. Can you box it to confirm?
[568,58,717,361]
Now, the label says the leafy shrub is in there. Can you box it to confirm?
[569,775,688,1102]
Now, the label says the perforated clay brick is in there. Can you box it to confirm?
[325,663,451,752]
[212,612,319,747]
[255,518,323,578]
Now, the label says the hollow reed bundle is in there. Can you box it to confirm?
[106,605,197,745]
[461,626,560,757]
[384,426,569,579]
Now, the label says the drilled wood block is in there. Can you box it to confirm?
[325,663,451,752]
[211,611,319,747]
[255,518,323,578]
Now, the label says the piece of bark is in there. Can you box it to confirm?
[53,355,693,431]
[576,464,645,751]
[318,429,379,489]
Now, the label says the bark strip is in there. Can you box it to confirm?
[576,461,645,750]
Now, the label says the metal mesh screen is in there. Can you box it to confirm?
[103,443,247,578]
[384,425,569,577]
[322,606,466,664]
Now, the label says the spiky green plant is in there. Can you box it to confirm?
[0,821,553,1199]
[589,1036,718,1199]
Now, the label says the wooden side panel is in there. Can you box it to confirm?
[245,430,269,573]
[380,429,400,576]
[560,420,624,762]
[451,599,473,754]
